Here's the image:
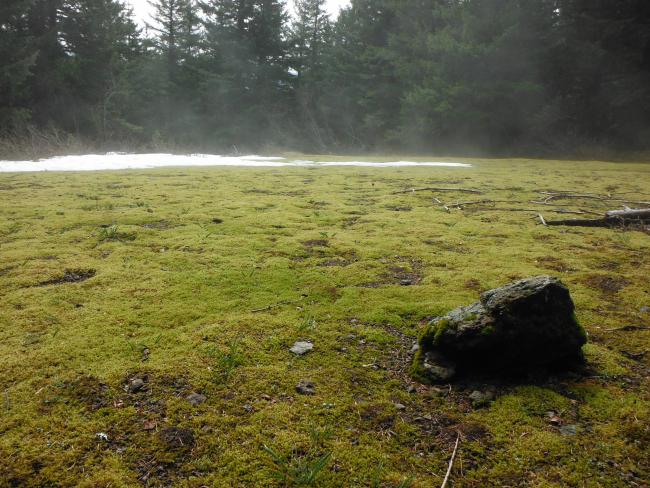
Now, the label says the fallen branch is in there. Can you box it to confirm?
[622,350,648,360]
[603,325,650,332]
[444,199,512,209]
[441,434,461,488]
[606,208,650,219]
[544,208,650,228]
[393,187,482,195]
[536,192,650,207]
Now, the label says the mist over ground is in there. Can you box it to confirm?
[1,0,649,158]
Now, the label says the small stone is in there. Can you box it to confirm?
[290,341,313,355]
[469,390,495,407]
[422,352,455,382]
[640,306,650,314]
[261,394,272,401]
[394,403,406,410]
[296,380,316,395]
[407,385,417,394]
[95,432,109,441]
[243,404,254,413]
[559,424,578,436]
[187,392,207,406]
[546,411,562,425]
[128,378,145,393]
[400,279,413,286]
[409,343,420,355]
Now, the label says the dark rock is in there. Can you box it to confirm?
[296,380,316,395]
[187,392,207,406]
[411,276,587,383]
[159,427,195,449]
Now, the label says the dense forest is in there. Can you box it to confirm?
[1,0,649,156]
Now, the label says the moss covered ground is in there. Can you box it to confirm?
[0,156,648,487]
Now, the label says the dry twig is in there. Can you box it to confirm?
[603,325,650,332]
[392,187,482,195]
[441,434,461,488]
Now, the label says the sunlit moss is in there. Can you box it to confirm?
[0,156,648,486]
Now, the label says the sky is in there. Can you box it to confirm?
[126,0,351,26]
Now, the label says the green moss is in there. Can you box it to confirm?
[480,324,496,336]
[0,156,648,486]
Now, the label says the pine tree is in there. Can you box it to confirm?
[148,0,199,69]
[0,0,38,129]
[290,0,330,79]
[58,0,140,138]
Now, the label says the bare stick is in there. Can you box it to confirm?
[441,434,461,488]
[606,209,650,219]
[444,199,513,209]
[603,325,650,332]
[392,187,482,195]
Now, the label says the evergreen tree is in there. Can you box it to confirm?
[148,0,199,69]
[58,0,140,138]
[198,0,290,149]
[0,0,37,129]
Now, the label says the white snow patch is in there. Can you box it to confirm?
[0,153,472,172]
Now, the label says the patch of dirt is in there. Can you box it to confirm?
[0,265,16,277]
[583,274,631,294]
[535,256,577,273]
[386,205,412,212]
[594,260,621,271]
[318,249,358,267]
[440,422,490,443]
[360,257,424,287]
[141,220,173,230]
[61,375,110,411]
[342,216,362,228]
[159,427,195,450]
[303,239,329,248]
[464,278,483,291]
[359,403,396,431]
[422,239,469,254]
[319,258,353,267]
[38,269,96,286]
[308,200,329,208]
